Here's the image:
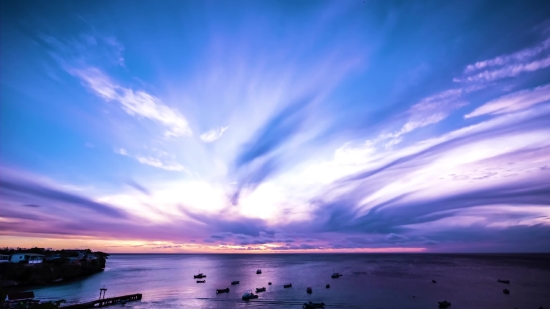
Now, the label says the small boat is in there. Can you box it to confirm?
[497,279,510,284]
[216,288,230,294]
[256,287,266,292]
[306,287,312,294]
[194,273,206,279]
[231,281,240,285]
[256,269,262,274]
[438,300,451,308]
[284,283,292,288]
[303,302,325,308]
[196,280,206,283]
[331,273,342,278]
[242,290,258,300]
[432,280,437,283]
[268,282,272,285]
[503,289,510,294]
[326,284,330,288]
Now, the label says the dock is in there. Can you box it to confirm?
[61,293,142,308]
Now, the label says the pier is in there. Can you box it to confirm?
[61,293,142,308]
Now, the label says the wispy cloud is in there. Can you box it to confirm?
[377,88,471,146]
[456,36,550,83]
[72,68,192,137]
[465,83,550,118]
[114,148,187,172]
[200,126,228,142]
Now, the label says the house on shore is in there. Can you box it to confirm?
[10,253,44,264]
[0,254,10,263]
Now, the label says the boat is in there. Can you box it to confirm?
[194,273,206,279]
[231,281,240,285]
[497,279,510,284]
[432,280,437,283]
[503,289,510,294]
[268,282,272,285]
[256,269,262,274]
[303,302,325,308]
[242,290,258,300]
[331,273,342,278]
[196,280,206,283]
[326,284,330,288]
[284,283,292,288]
[256,287,266,292]
[216,288,230,294]
[306,287,312,294]
[438,300,451,308]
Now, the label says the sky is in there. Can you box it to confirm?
[1,0,550,253]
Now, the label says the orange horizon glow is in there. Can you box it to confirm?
[0,235,426,254]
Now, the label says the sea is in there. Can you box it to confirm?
[31,254,550,308]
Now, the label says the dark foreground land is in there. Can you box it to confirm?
[0,248,108,287]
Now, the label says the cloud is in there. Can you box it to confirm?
[200,126,228,142]
[125,180,151,195]
[465,83,550,118]
[0,177,127,219]
[463,38,550,74]
[114,148,187,172]
[376,88,471,146]
[457,36,550,83]
[71,68,192,137]
[235,97,311,168]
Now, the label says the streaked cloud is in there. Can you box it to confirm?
[200,126,228,142]
[456,35,550,83]
[72,68,192,137]
[1,1,550,253]
[465,83,550,118]
[114,148,187,172]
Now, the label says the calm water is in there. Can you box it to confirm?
[32,254,550,308]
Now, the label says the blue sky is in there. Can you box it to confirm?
[1,0,550,252]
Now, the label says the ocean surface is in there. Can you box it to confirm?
[32,254,550,308]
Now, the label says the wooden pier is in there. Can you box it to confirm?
[61,293,142,308]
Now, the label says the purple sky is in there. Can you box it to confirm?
[1,1,550,253]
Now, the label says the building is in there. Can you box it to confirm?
[10,253,44,264]
[0,254,10,263]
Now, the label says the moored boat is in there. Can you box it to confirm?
[503,289,510,294]
[256,269,262,274]
[497,279,510,284]
[194,273,206,279]
[438,300,451,308]
[284,283,292,288]
[231,281,240,285]
[196,280,205,283]
[256,287,266,292]
[325,284,330,288]
[216,288,230,294]
[242,290,258,300]
[306,287,312,294]
[331,273,342,278]
[268,282,272,285]
[303,301,325,308]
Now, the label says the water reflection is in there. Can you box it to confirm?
[30,254,550,309]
